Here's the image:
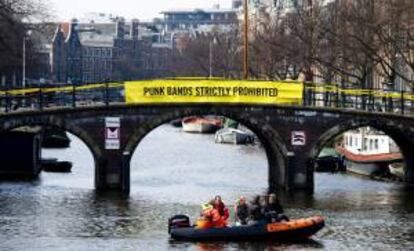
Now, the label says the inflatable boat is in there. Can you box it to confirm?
[168,215,325,241]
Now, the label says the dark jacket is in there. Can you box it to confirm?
[249,204,263,221]
[265,202,284,215]
[236,204,249,224]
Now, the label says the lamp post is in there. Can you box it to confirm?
[243,0,249,79]
[209,36,218,78]
[22,30,32,89]
[22,30,32,107]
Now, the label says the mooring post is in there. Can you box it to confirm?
[285,151,295,191]
[121,151,130,195]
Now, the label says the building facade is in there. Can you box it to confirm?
[50,18,167,84]
[161,7,238,33]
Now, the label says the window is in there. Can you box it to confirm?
[374,139,379,150]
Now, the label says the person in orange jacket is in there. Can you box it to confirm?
[199,195,229,228]
[212,195,229,227]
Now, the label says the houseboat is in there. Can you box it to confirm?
[336,127,402,177]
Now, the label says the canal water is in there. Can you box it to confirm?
[0,125,413,250]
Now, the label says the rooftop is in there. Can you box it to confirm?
[78,23,117,47]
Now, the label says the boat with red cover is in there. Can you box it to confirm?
[182,116,223,133]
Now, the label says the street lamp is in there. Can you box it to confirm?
[22,30,32,89]
[22,30,32,108]
[209,36,218,78]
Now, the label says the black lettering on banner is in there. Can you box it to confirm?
[194,86,233,97]
[167,87,193,96]
[232,87,279,97]
[143,85,280,98]
[144,87,165,96]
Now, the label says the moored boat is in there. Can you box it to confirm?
[315,156,341,172]
[42,128,71,148]
[336,127,402,177]
[389,162,405,180]
[41,158,72,173]
[182,116,222,134]
[315,148,341,172]
[214,128,255,145]
[168,215,325,241]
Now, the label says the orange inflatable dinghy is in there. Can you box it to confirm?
[169,215,325,241]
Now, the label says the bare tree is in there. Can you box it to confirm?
[168,27,242,78]
[0,0,50,77]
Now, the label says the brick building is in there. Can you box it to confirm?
[50,18,168,84]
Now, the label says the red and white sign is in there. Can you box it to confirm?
[105,117,120,150]
[291,131,306,146]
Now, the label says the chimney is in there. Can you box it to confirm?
[130,19,139,40]
[116,17,125,39]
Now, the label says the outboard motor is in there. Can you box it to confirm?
[168,214,190,234]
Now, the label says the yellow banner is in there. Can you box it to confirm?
[125,80,304,105]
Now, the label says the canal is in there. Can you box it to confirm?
[0,124,413,250]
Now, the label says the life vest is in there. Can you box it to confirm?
[198,207,228,228]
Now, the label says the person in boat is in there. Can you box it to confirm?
[248,195,264,223]
[264,193,289,223]
[199,196,229,228]
[213,195,229,225]
[234,196,249,225]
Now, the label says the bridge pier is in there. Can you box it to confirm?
[268,150,314,192]
[95,151,130,194]
[285,153,314,191]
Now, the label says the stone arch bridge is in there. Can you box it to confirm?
[1,103,413,194]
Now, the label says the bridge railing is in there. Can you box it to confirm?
[302,83,413,115]
[0,80,413,116]
[0,82,124,112]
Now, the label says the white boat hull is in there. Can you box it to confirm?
[182,122,220,134]
[345,159,386,176]
[217,133,253,144]
[389,163,405,179]
[215,128,254,145]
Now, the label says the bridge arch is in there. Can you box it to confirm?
[308,117,414,183]
[123,110,289,191]
[0,116,103,187]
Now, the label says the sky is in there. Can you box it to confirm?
[47,0,232,22]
